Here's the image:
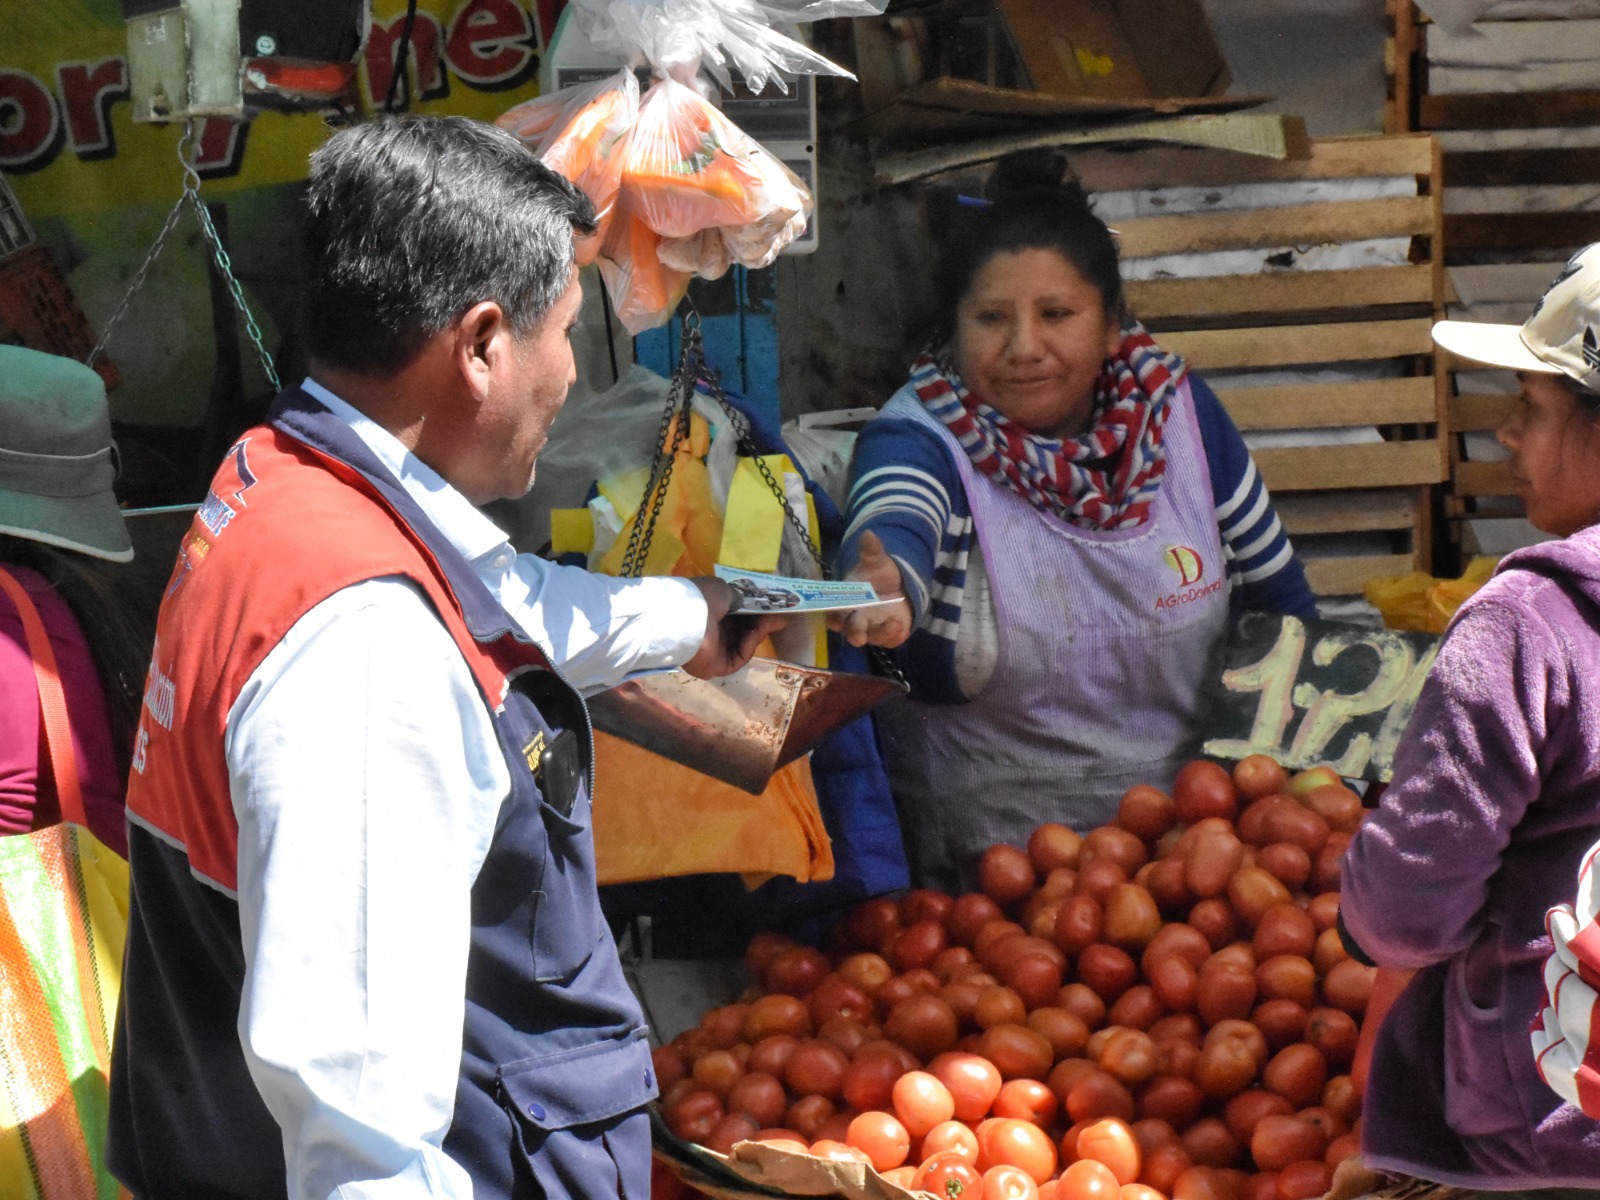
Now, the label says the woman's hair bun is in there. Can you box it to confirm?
[985,149,1088,207]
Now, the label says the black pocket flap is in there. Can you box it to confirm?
[499,1030,657,1131]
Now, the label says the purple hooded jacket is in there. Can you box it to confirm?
[1341,525,1600,1187]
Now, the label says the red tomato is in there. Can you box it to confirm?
[1058,1157,1124,1200]
[893,1069,957,1138]
[984,1164,1043,1200]
[981,845,1038,907]
[978,1117,1059,1184]
[1173,760,1239,825]
[916,1151,985,1200]
[1077,1118,1142,1186]
[994,1079,1060,1127]
[922,1119,981,1164]
[846,1110,912,1172]
[929,1051,1005,1122]
[1122,1187,1168,1200]
[808,1138,871,1164]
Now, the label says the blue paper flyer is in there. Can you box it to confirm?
[713,565,894,614]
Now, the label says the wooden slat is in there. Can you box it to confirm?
[1305,554,1417,597]
[1125,265,1435,321]
[1256,439,1443,492]
[1454,459,1516,496]
[1160,319,1435,370]
[1067,134,1434,192]
[1419,89,1600,130]
[1218,377,1437,430]
[1275,489,1418,535]
[1449,393,1514,432]
[1443,146,1600,188]
[1443,212,1600,254]
[1114,197,1435,259]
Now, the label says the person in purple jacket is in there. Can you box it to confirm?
[1340,243,1600,1188]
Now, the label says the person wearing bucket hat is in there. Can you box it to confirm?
[1339,245,1600,1187]
[0,343,142,856]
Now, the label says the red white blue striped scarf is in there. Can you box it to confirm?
[911,321,1187,530]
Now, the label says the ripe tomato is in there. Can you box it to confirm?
[923,1119,981,1164]
[808,1138,871,1164]
[916,1151,985,1200]
[978,1117,1059,1183]
[1122,1187,1167,1200]
[893,1069,957,1138]
[846,1110,912,1172]
[664,1089,723,1142]
[994,1079,1060,1127]
[981,845,1038,907]
[984,1164,1043,1200]
[1076,1118,1142,1185]
[928,1051,1005,1121]
[1173,760,1239,824]
[1232,754,1288,801]
[1058,1157,1123,1200]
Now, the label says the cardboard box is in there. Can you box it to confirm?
[992,0,1231,101]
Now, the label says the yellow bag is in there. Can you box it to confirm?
[554,407,834,887]
[1364,556,1499,634]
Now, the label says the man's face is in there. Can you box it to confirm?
[481,268,583,501]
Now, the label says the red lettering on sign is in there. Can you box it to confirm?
[0,69,62,173]
[56,58,130,160]
[446,0,538,89]
[193,117,248,179]
[365,12,447,106]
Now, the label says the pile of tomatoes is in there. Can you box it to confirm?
[653,756,1375,1200]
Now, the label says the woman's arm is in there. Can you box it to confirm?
[1339,585,1557,967]
[837,414,966,627]
[1189,376,1318,620]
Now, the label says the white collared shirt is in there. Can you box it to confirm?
[227,381,706,1198]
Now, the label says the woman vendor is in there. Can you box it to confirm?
[1340,244,1600,1187]
[835,158,1316,893]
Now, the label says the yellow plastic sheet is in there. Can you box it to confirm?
[1364,556,1499,634]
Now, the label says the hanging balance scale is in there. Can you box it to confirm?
[584,309,906,793]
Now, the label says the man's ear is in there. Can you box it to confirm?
[453,300,509,403]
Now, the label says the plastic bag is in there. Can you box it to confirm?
[567,0,887,96]
[498,70,640,267]
[1363,556,1499,634]
[595,193,695,334]
[622,78,810,265]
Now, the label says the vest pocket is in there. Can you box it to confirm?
[498,1032,656,1199]
[529,785,604,982]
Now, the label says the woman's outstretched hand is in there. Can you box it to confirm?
[830,530,913,648]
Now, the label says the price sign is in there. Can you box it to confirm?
[1201,613,1440,782]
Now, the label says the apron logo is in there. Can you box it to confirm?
[522,731,547,776]
[198,438,258,537]
[1164,544,1204,587]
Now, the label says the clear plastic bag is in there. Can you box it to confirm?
[497,70,640,267]
[568,0,886,95]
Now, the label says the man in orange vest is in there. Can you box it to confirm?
[107,114,779,1199]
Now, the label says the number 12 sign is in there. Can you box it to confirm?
[1201,613,1440,783]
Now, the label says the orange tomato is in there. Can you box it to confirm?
[979,1117,1059,1184]
[1077,1118,1142,1186]
[1058,1158,1124,1200]
[994,1079,1061,1127]
[807,1138,870,1164]
[984,1164,1043,1200]
[845,1110,911,1172]
[893,1070,957,1138]
[922,1119,981,1164]
[928,1051,1005,1121]
[916,1151,985,1200]
[1122,1188,1169,1200]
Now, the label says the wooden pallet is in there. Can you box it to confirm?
[1387,0,1599,552]
[1065,134,1448,598]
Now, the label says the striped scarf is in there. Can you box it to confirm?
[911,320,1188,531]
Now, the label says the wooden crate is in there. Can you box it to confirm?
[1387,0,1600,553]
[1065,134,1448,598]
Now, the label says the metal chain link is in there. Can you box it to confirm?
[616,311,699,578]
[680,313,909,687]
[88,122,280,391]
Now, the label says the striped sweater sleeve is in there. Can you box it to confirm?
[1190,375,1319,620]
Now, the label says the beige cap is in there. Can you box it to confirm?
[1432,242,1600,392]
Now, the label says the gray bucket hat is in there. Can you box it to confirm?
[0,344,132,562]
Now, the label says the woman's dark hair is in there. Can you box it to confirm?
[934,149,1123,343]
[300,114,598,374]
[1,534,148,779]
